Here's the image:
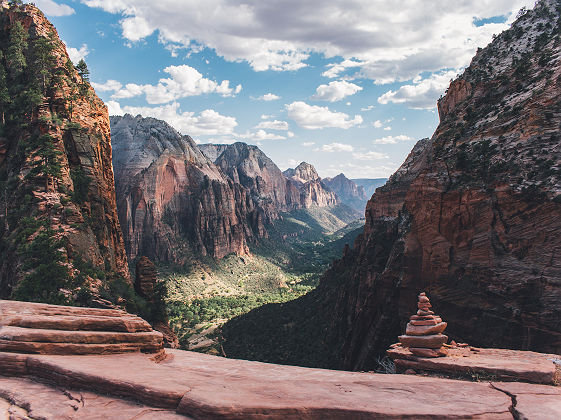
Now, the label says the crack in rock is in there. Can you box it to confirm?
[489,383,521,420]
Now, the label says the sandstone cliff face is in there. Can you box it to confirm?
[200,142,300,221]
[111,115,264,263]
[223,0,561,370]
[323,0,561,369]
[283,162,339,208]
[201,144,343,218]
[0,3,129,301]
[323,173,367,212]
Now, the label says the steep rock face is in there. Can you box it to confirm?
[111,115,264,263]
[0,3,129,301]
[200,142,301,220]
[323,173,368,211]
[321,0,561,369]
[223,0,561,370]
[283,162,339,208]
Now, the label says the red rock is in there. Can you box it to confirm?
[410,318,441,326]
[406,322,447,336]
[403,369,417,374]
[5,350,515,418]
[0,3,130,293]
[399,334,448,349]
[417,309,435,316]
[387,346,560,386]
[409,347,448,358]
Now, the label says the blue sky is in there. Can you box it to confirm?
[34,0,535,178]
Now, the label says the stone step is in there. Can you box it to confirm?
[1,314,152,333]
[0,300,128,318]
[0,326,162,345]
[0,340,161,355]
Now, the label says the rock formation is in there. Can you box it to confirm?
[283,162,339,208]
[323,173,368,211]
[134,256,179,348]
[398,292,448,357]
[135,256,157,299]
[223,0,561,370]
[351,178,387,198]
[200,142,302,221]
[111,115,265,263]
[0,2,129,302]
[201,144,345,219]
[0,299,163,354]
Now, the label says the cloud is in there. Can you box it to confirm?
[36,0,74,16]
[253,93,281,101]
[108,101,238,136]
[82,0,535,80]
[361,105,375,111]
[316,142,354,153]
[373,120,383,128]
[254,120,289,130]
[96,65,240,104]
[352,150,389,160]
[302,142,315,146]
[377,70,458,109]
[373,134,413,144]
[286,101,362,130]
[323,161,399,178]
[91,79,122,92]
[260,114,273,120]
[65,43,89,64]
[311,80,362,102]
[238,130,287,141]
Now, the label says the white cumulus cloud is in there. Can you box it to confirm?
[108,101,238,136]
[286,101,362,130]
[254,120,289,130]
[35,0,74,16]
[311,80,362,102]
[316,142,354,153]
[377,70,458,109]
[253,93,281,101]
[65,43,89,64]
[352,150,389,160]
[81,0,534,81]
[97,65,240,104]
[373,135,413,144]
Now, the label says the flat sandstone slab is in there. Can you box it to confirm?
[0,349,522,418]
[388,346,561,386]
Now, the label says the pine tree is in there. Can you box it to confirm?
[5,21,28,80]
[75,59,89,82]
[0,52,9,125]
[29,34,56,93]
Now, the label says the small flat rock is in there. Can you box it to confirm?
[406,321,447,336]
[388,346,561,386]
[399,334,448,348]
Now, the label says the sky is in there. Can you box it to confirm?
[33,0,535,178]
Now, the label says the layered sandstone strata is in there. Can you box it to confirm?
[111,115,266,262]
[0,2,130,298]
[0,300,163,354]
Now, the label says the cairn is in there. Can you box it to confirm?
[398,292,448,357]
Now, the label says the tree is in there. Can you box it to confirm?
[29,34,56,93]
[75,59,89,82]
[5,21,28,80]
[0,52,9,125]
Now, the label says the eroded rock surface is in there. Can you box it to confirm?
[0,299,163,354]
[111,115,265,262]
[323,173,368,211]
[0,2,129,299]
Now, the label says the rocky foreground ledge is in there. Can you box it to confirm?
[1,300,560,419]
[1,349,560,419]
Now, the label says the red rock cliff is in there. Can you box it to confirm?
[111,115,265,263]
[0,3,129,300]
[222,0,561,371]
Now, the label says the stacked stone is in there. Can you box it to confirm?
[399,292,448,358]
